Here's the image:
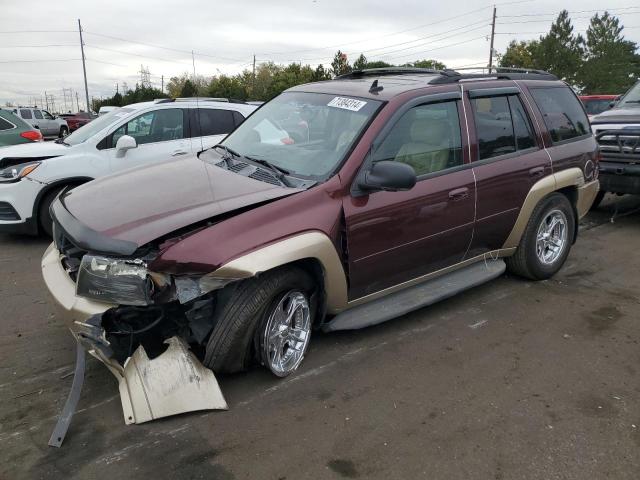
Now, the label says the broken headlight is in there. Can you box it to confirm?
[0,162,40,182]
[76,255,157,306]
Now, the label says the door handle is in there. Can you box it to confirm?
[172,150,188,156]
[448,187,469,201]
[529,166,545,178]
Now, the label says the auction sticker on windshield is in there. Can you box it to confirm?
[327,97,367,112]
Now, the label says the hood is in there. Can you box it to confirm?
[592,106,640,125]
[0,141,70,162]
[56,156,302,253]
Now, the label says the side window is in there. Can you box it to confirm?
[0,117,14,131]
[20,109,32,119]
[232,110,245,127]
[33,110,43,120]
[194,109,235,136]
[373,101,463,177]
[509,96,536,150]
[471,96,516,160]
[529,87,590,143]
[42,111,54,120]
[112,109,185,146]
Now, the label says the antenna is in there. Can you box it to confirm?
[192,50,204,153]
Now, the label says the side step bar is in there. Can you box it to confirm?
[323,259,506,332]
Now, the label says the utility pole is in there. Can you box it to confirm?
[78,19,90,114]
[161,75,164,94]
[488,5,497,74]
[44,91,49,110]
[76,91,80,111]
[252,54,256,93]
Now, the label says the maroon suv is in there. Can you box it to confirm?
[43,68,599,385]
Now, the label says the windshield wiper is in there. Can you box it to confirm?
[244,156,292,187]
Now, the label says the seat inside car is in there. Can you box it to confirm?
[394,117,450,175]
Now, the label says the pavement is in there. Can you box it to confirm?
[1,194,639,480]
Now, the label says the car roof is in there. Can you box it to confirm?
[120,99,256,113]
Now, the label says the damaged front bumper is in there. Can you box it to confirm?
[42,243,227,443]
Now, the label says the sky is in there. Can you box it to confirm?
[1,0,639,111]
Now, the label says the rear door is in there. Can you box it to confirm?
[464,85,551,257]
[189,107,237,152]
[106,107,192,172]
[344,93,476,299]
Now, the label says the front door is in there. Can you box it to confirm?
[344,98,475,300]
[41,110,58,136]
[464,89,552,257]
[107,108,192,172]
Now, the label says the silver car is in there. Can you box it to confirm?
[12,107,69,138]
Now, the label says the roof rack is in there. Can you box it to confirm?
[336,67,458,79]
[154,97,248,104]
[428,70,558,84]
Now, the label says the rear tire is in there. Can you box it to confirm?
[506,193,575,280]
[203,267,315,376]
[590,190,606,210]
[38,187,65,237]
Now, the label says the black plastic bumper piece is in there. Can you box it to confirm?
[599,162,640,195]
[0,215,39,235]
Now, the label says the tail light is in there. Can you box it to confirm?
[20,130,43,142]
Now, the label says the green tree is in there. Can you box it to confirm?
[331,50,352,77]
[535,10,584,86]
[405,59,446,70]
[498,40,539,69]
[581,12,640,93]
[180,79,197,97]
[353,53,368,70]
[313,64,332,81]
[365,60,394,69]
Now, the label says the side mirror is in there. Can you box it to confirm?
[358,160,417,193]
[115,135,137,157]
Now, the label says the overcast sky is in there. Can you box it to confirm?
[1,0,639,110]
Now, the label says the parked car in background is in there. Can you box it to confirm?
[590,80,640,207]
[59,112,96,132]
[98,106,118,116]
[11,107,69,138]
[579,94,618,120]
[42,68,599,398]
[0,108,43,147]
[0,98,256,235]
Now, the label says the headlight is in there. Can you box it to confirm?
[0,162,41,182]
[76,254,156,306]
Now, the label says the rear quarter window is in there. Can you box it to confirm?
[0,116,15,131]
[530,87,590,144]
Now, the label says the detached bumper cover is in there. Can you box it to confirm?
[576,179,600,219]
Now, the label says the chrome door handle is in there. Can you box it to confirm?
[448,187,469,201]
[172,150,188,156]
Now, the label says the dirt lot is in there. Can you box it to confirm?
[1,195,639,480]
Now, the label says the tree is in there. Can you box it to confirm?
[180,79,197,98]
[405,59,446,70]
[166,72,208,97]
[498,40,539,69]
[581,12,640,93]
[313,64,332,81]
[331,50,352,77]
[535,10,584,86]
[353,53,368,70]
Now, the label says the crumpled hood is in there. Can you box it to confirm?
[0,141,69,163]
[59,156,302,251]
[592,107,640,125]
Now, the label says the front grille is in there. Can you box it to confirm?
[0,201,20,221]
[596,129,640,164]
[53,221,87,282]
[216,160,282,186]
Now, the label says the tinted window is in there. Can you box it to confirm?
[0,117,14,130]
[509,96,536,150]
[583,99,613,116]
[373,101,463,176]
[42,111,54,120]
[472,96,516,159]
[194,109,235,136]
[20,109,32,119]
[33,110,43,119]
[530,87,590,143]
[232,110,245,127]
[112,108,185,146]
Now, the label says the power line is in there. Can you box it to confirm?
[0,30,75,34]
[85,44,192,65]
[0,44,77,48]
[381,35,489,61]
[499,6,640,18]
[0,58,79,64]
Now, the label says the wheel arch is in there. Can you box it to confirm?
[212,231,349,316]
[502,167,588,250]
[32,176,94,227]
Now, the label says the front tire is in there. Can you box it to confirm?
[506,193,575,280]
[38,187,65,237]
[203,267,315,376]
[59,126,68,138]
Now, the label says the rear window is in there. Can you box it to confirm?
[0,116,14,131]
[20,109,32,119]
[530,87,590,144]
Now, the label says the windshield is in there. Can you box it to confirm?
[616,82,640,109]
[583,99,613,115]
[220,92,382,179]
[64,108,133,145]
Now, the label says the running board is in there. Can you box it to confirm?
[323,259,506,332]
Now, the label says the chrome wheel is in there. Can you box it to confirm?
[263,290,311,377]
[536,209,568,265]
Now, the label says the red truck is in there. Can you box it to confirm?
[58,112,95,132]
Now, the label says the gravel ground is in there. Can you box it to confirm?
[1,193,639,480]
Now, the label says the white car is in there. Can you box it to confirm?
[0,98,256,235]
[12,107,69,138]
[98,106,118,116]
